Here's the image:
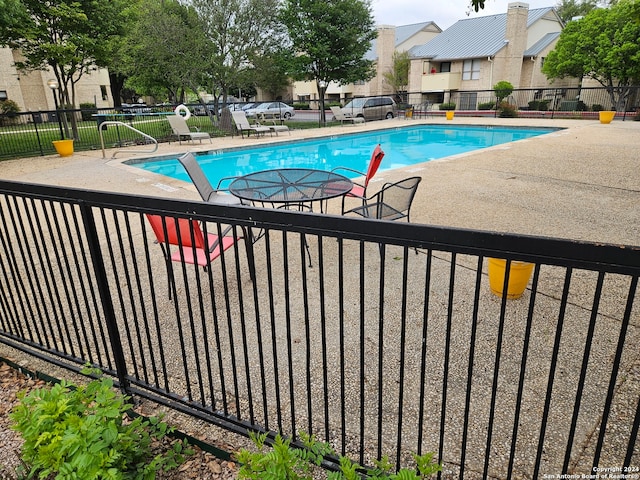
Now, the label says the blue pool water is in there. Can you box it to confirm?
[130,125,557,186]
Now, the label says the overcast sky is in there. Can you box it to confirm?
[371,0,558,29]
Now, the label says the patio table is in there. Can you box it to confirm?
[229,168,353,266]
[228,168,353,213]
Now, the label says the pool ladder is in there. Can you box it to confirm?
[99,121,158,159]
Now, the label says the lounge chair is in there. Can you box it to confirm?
[257,112,290,136]
[330,106,365,125]
[230,110,272,138]
[177,152,242,205]
[167,115,212,144]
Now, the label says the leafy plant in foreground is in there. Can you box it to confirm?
[237,431,334,480]
[10,372,192,480]
[237,430,442,479]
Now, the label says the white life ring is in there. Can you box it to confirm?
[174,104,191,120]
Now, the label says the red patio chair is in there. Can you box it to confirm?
[145,214,249,298]
[331,144,385,213]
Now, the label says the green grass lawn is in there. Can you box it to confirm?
[0,114,340,161]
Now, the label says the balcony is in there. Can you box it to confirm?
[420,72,462,91]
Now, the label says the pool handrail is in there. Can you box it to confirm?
[99,121,158,159]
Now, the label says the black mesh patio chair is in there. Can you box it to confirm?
[343,176,422,222]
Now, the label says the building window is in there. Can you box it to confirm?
[100,85,108,101]
[0,90,7,101]
[541,57,546,68]
[462,59,480,80]
[440,62,451,73]
[459,92,478,110]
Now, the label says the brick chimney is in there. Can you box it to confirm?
[502,2,529,87]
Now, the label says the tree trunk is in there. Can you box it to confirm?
[109,72,126,108]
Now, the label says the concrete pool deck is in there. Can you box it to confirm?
[1,116,638,247]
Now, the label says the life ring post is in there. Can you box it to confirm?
[174,104,191,120]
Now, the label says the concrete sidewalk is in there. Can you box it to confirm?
[1,116,638,247]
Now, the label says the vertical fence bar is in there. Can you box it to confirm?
[79,201,130,391]
[438,253,457,476]
[562,272,605,472]
[532,267,573,479]
[459,256,484,480]
[482,259,513,478]
[592,276,638,468]
[506,263,541,480]
[416,250,433,457]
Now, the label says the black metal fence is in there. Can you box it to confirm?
[0,179,639,477]
[399,86,640,117]
[0,105,215,161]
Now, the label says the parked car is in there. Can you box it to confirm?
[245,102,295,119]
[191,102,216,116]
[121,103,152,114]
[341,96,396,121]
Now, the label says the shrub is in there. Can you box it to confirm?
[237,431,442,479]
[0,99,20,126]
[0,99,20,115]
[80,102,97,121]
[11,372,192,480]
[439,102,456,111]
[493,80,514,103]
[498,102,518,118]
[592,104,604,112]
[478,101,495,110]
[293,103,310,110]
[528,100,550,111]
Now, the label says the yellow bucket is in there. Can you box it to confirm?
[599,111,615,124]
[488,258,534,299]
[52,139,74,157]
[445,111,454,120]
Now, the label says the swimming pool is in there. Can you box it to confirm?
[130,124,557,186]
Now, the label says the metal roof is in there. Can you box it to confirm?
[524,31,560,56]
[366,21,439,61]
[409,7,557,61]
[396,21,440,45]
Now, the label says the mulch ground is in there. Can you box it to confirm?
[0,361,238,479]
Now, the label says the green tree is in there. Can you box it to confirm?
[0,0,28,35]
[252,50,293,101]
[542,1,640,110]
[470,0,486,11]
[192,0,285,110]
[0,0,128,138]
[281,0,377,124]
[493,80,514,103]
[123,0,210,105]
[383,51,411,98]
[554,0,600,24]
[100,0,143,107]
